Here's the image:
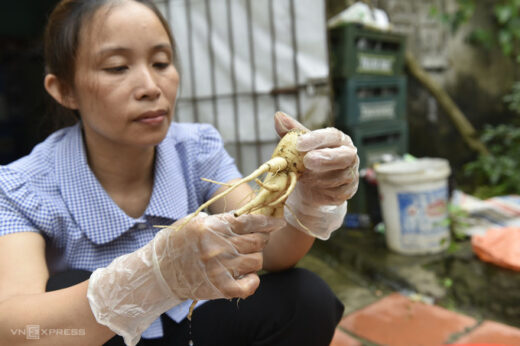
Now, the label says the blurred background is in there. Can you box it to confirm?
[1,0,518,199]
[2,1,520,343]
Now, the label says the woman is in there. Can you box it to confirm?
[0,0,359,345]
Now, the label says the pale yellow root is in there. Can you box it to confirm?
[200,177,234,187]
[266,171,297,208]
[237,190,258,207]
[234,174,288,216]
[188,300,197,320]
[272,206,285,218]
[173,156,288,235]
[183,126,309,320]
[254,179,281,192]
[183,156,288,321]
[236,172,294,216]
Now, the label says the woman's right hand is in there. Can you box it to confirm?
[87,213,285,346]
[155,213,286,300]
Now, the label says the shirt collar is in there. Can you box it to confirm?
[146,130,188,221]
[55,124,187,245]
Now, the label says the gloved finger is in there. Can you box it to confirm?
[232,273,260,299]
[198,213,281,239]
[229,232,270,254]
[285,202,347,240]
[274,111,308,138]
[166,211,209,232]
[203,251,263,282]
[317,182,359,204]
[226,252,263,277]
[191,217,273,265]
[297,128,354,152]
[300,163,359,188]
[232,214,286,235]
[190,268,233,300]
[194,254,240,298]
[293,180,358,205]
[300,191,347,206]
[198,237,236,264]
[210,270,260,299]
[199,213,238,237]
[303,146,358,172]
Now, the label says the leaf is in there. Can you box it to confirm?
[441,13,452,25]
[437,218,451,227]
[429,6,439,18]
[448,241,460,253]
[468,28,494,49]
[499,30,513,56]
[443,278,453,288]
[510,18,520,38]
[494,5,513,24]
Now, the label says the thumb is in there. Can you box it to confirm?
[274,111,308,138]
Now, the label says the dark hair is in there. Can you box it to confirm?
[43,0,178,129]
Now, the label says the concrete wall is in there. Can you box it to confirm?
[326,0,518,175]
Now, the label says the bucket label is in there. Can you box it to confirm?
[397,186,449,249]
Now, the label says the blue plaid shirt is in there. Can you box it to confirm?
[0,122,241,339]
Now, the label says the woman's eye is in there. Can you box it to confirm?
[153,62,170,70]
[104,66,128,73]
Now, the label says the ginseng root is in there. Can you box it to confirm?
[166,112,308,320]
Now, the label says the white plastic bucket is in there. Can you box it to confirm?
[375,158,451,255]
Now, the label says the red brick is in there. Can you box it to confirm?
[453,320,520,345]
[339,292,477,346]
[329,328,362,346]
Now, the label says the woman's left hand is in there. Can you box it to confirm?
[294,127,359,205]
[274,112,359,239]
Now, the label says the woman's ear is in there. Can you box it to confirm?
[44,74,78,110]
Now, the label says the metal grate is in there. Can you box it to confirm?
[156,0,331,175]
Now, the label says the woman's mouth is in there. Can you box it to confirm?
[135,110,168,125]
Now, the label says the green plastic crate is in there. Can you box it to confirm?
[346,177,379,218]
[346,120,409,215]
[329,23,406,78]
[347,120,409,169]
[333,76,407,127]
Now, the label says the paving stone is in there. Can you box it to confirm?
[298,249,387,315]
[319,229,520,325]
[329,328,362,346]
[453,320,520,345]
[339,292,477,346]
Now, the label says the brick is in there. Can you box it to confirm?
[453,320,520,345]
[339,292,477,346]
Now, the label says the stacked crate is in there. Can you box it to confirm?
[329,23,408,221]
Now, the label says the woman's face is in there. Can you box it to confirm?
[72,1,179,149]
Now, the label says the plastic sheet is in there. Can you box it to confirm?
[472,227,520,271]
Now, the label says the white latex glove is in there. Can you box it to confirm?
[87,213,285,346]
[274,112,359,240]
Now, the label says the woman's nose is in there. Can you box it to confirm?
[134,67,161,101]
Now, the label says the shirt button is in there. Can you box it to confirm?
[137,223,147,230]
